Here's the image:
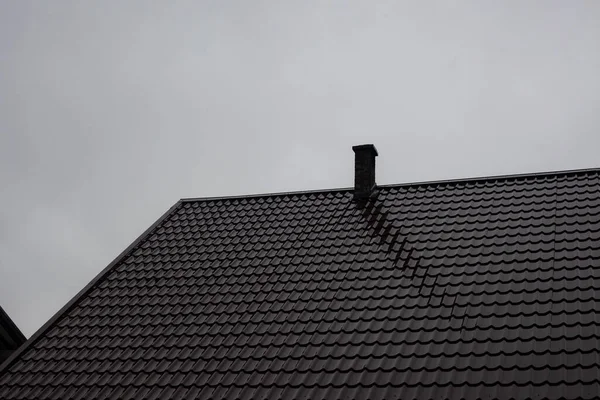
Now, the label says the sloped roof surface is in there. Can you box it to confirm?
[1,169,600,399]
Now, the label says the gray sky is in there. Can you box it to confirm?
[1,1,599,338]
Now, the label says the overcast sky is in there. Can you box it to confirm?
[1,2,599,338]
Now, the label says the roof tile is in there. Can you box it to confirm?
[3,169,600,399]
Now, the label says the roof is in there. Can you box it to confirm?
[1,168,600,399]
[0,306,26,364]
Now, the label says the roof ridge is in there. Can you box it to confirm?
[379,166,600,189]
[180,167,600,203]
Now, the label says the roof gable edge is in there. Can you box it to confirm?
[0,199,183,377]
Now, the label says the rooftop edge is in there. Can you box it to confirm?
[181,166,600,203]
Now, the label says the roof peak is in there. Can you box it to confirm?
[181,166,600,203]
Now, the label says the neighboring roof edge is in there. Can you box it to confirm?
[0,306,26,345]
[180,167,600,203]
[0,200,183,376]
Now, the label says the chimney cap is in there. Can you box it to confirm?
[352,144,379,156]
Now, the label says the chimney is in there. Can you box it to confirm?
[352,144,378,199]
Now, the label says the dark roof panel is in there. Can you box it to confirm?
[1,169,600,399]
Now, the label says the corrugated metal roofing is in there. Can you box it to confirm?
[1,169,600,399]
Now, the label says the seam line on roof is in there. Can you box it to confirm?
[0,200,183,377]
[180,167,600,203]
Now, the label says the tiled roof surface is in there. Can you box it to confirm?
[1,169,600,399]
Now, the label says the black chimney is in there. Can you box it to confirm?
[352,144,378,199]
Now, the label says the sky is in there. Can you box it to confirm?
[1,1,599,338]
